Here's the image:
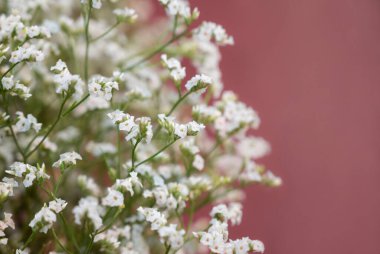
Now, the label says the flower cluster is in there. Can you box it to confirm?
[0,1,281,253]
[29,199,67,233]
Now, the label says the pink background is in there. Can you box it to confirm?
[191,0,380,253]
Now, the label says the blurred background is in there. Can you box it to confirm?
[189,0,380,253]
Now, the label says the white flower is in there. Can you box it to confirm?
[9,44,42,63]
[192,154,204,171]
[88,76,119,101]
[16,250,29,254]
[113,8,138,23]
[194,21,234,46]
[251,240,265,253]
[113,172,142,196]
[52,151,82,168]
[73,196,104,230]
[161,54,186,81]
[228,203,242,226]
[6,162,49,188]
[102,188,124,207]
[137,207,167,231]
[192,104,221,124]
[10,45,44,64]
[159,0,199,21]
[15,111,41,133]
[210,204,229,222]
[186,121,205,136]
[78,175,101,196]
[262,171,282,187]
[0,212,15,245]
[237,137,270,160]
[174,123,187,139]
[51,60,84,100]
[29,206,57,233]
[158,224,185,249]
[48,198,67,213]
[23,173,36,188]
[214,92,261,137]
[185,74,213,94]
[81,0,102,9]
[136,117,153,143]
[1,76,31,100]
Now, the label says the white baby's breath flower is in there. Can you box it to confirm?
[52,151,82,169]
[29,206,57,233]
[48,198,67,213]
[73,196,104,230]
[14,112,41,133]
[137,207,167,231]
[161,54,186,81]
[102,188,124,207]
[81,0,102,9]
[6,162,49,188]
[10,45,44,63]
[51,60,84,100]
[194,21,234,46]
[192,154,204,171]
[88,76,119,101]
[185,74,213,94]
[113,8,138,23]
[78,175,101,196]
[1,76,31,100]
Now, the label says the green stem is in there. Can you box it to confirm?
[204,137,223,159]
[131,139,141,170]
[167,91,191,116]
[117,127,121,178]
[91,22,120,42]
[62,93,90,117]
[84,233,95,254]
[52,228,73,254]
[152,91,192,140]
[135,140,176,168]
[165,244,172,254]
[21,230,37,250]
[1,92,26,160]
[0,62,20,81]
[25,94,69,160]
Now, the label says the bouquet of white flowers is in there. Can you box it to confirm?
[0,0,281,253]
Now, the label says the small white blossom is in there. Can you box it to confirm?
[10,45,44,64]
[137,207,167,231]
[14,111,42,133]
[113,8,138,23]
[78,175,101,196]
[185,74,213,94]
[1,76,31,100]
[48,198,67,213]
[161,54,186,81]
[73,196,104,230]
[192,154,204,171]
[102,188,124,207]
[6,162,49,188]
[81,0,102,9]
[29,206,57,233]
[52,151,82,169]
[194,21,234,46]
[88,76,119,101]
[51,60,84,100]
